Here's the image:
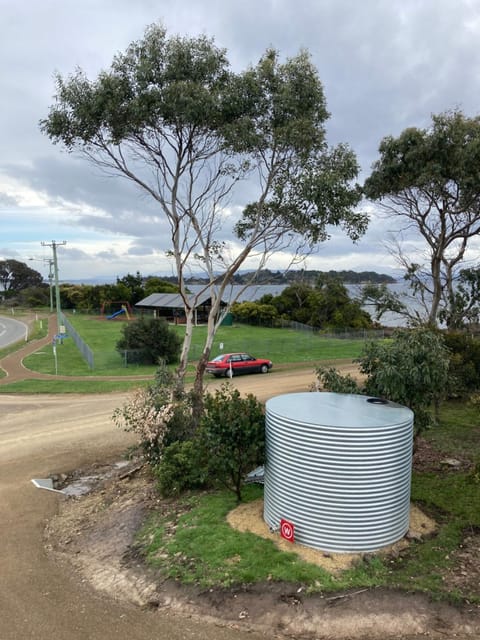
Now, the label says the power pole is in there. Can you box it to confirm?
[41,241,66,332]
[47,259,54,313]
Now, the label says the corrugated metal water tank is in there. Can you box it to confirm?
[264,392,414,553]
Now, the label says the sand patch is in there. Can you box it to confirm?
[227,499,437,573]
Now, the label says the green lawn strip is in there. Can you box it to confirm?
[0,379,152,393]
[22,312,366,377]
[422,401,480,461]
[138,485,337,588]
[390,471,480,601]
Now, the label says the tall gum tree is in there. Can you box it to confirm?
[41,24,366,415]
[364,110,480,326]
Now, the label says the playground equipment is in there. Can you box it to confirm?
[100,301,133,320]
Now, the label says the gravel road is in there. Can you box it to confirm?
[0,368,319,640]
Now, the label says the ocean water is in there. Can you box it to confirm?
[188,282,422,328]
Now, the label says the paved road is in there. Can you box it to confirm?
[0,315,28,348]
[0,368,320,640]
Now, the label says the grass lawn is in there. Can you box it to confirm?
[137,399,480,602]
[20,312,367,376]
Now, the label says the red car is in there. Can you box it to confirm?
[206,352,273,378]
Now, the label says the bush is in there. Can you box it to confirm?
[443,332,480,397]
[112,386,173,464]
[196,384,265,501]
[315,365,360,394]
[156,440,208,496]
[116,316,181,365]
[113,364,194,465]
[316,328,451,436]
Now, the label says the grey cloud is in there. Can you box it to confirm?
[0,192,19,208]
[2,0,480,279]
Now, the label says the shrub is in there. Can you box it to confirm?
[112,386,174,464]
[315,328,451,436]
[315,365,360,394]
[156,440,208,496]
[112,364,194,465]
[443,332,480,397]
[116,316,181,364]
[196,384,265,501]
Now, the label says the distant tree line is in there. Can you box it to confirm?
[161,268,396,286]
[232,278,373,329]
[0,266,179,311]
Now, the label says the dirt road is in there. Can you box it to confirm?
[0,368,320,640]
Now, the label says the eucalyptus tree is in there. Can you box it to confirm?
[364,110,480,326]
[0,260,43,296]
[41,24,366,410]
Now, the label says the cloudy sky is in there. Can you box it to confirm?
[1,0,480,283]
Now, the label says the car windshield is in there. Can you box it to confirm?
[211,355,225,362]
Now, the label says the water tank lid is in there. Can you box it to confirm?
[266,392,413,429]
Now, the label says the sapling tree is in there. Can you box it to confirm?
[197,384,265,501]
[316,328,450,436]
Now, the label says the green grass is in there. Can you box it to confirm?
[138,485,337,588]
[21,312,366,376]
[2,312,366,392]
[422,400,480,459]
[137,400,480,601]
[0,379,152,393]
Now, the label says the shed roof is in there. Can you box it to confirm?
[136,284,289,309]
[136,292,212,309]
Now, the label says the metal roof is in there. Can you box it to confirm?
[136,284,288,309]
[136,292,212,309]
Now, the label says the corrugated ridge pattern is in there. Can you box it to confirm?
[264,402,413,553]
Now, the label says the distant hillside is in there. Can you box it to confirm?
[182,269,396,285]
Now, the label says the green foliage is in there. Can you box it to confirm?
[116,316,181,365]
[248,280,373,329]
[316,328,451,435]
[0,260,43,296]
[231,301,279,325]
[115,272,145,304]
[439,267,480,330]
[15,285,50,307]
[359,328,450,434]
[442,332,480,397]
[315,365,360,394]
[41,22,367,397]
[143,276,179,297]
[197,384,265,501]
[360,282,408,323]
[364,110,480,326]
[156,440,208,497]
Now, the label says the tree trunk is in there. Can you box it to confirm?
[429,255,443,326]
[174,307,195,399]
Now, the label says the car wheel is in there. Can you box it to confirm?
[226,368,234,378]
[260,364,269,374]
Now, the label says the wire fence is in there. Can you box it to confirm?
[61,313,95,369]
[60,313,387,372]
